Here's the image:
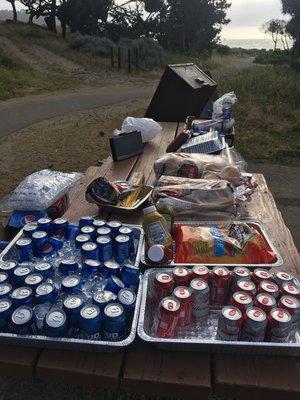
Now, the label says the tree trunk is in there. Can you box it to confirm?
[28,13,34,25]
[11,1,17,21]
[61,20,66,38]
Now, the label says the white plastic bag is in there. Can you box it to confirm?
[122,117,162,143]
[0,169,83,212]
[212,91,237,121]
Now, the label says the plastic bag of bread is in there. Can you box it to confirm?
[153,179,235,217]
[154,153,229,180]
[173,222,277,265]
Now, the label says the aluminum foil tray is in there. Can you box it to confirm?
[137,269,300,356]
[87,186,153,214]
[0,224,144,352]
[141,219,283,270]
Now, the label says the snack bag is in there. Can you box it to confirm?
[173,222,277,265]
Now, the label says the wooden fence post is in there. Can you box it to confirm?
[110,47,114,68]
[118,47,121,69]
[135,47,139,71]
[128,48,131,73]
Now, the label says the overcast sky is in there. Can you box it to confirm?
[0,0,287,39]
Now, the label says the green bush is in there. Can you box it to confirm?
[69,34,115,57]
[0,49,15,69]
[255,49,292,65]
[214,44,231,55]
[131,38,166,70]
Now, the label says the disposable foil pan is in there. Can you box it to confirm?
[0,224,144,352]
[141,218,283,270]
[137,268,300,356]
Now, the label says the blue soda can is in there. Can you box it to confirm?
[37,217,53,235]
[81,242,98,260]
[34,262,54,278]
[0,299,13,330]
[121,264,140,290]
[79,216,94,228]
[78,304,102,339]
[103,260,120,278]
[107,221,122,237]
[11,306,37,335]
[75,234,90,249]
[10,286,33,306]
[0,283,12,300]
[119,227,135,257]
[93,290,117,311]
[118,288,136,320]
[32,231,53,257]
[65,224,80,241]
[0,261,17,278]
[16,238,34,262]
[43,309,68,337]
[49,237,63,252]
[24,273,44,291]
[13,266,32,285]
[97,227,112,239]
[58,259,79,276]
[35,282,57,303]
[114,235,130,265]
[80,226,96,241]
[52,218,69,238]
[102,303,126,342]
[23,222,38,238]
[0,272,8,285]
[104,276,125,295]
[82,259,101,279]
[93,219,106,229]
[61,275,81,293]
[96,236,113,263]
[63,294,84,326]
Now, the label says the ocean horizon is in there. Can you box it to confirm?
[221,38,292,50]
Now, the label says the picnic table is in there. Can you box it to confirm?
[0,122,299,399]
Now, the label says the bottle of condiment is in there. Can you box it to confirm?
[142,205,173,264]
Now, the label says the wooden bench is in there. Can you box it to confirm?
[1,122,299,399]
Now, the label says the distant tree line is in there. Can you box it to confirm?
[5,0,231,54]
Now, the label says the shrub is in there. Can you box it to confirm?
[69,34,115,57]
[215,44,231,55]
[0,50,15,69]
[131,38,166,70]
[255,49,292,65]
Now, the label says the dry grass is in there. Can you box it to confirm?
[0,97,150,197]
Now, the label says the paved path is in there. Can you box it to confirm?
[0,86,154,138]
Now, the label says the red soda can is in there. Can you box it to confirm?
[190,278,210,318]
[251,268,271,285]
[266,307,292,342]
[241,307,267,342]
[254,293,276,313]
[191,265,211,282]
[258,280,279,299]
[277,295,300,324]
[280,282,300,300]
[273,271,294,287]
[173,286,193,326]
[152,272,174,305]
[211,267,231,305]
[235,279,256,297]
[229,291,253,313]
[172,267,191,287]
[232,267,251,284]
[216,306,243,341]
[156,296,180,338]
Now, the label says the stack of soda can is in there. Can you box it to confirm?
[0,216,141,342]
[151,266,300,342]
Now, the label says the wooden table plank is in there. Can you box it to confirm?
[122,340,211,399]
[214,354,300,400]
[35,348,124,389]
[0,345,40,377]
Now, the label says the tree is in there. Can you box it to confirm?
[6,0,18,21]
[282,0,300,56]
[19,0,56,31]
[262,19,287,51]
[163,0,230,53]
